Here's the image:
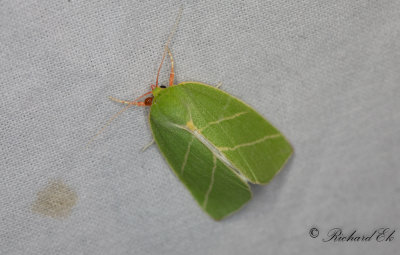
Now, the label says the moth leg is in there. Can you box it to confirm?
[109,96,134,105]
[109,90,153,107]
[155,8,182,87]
[215,82,222,89]
[167,47,175,86]
[141,139,155,152]
[108,96,146,106]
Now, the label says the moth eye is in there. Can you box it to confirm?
[144,97,153,106]
[160,85,167,89]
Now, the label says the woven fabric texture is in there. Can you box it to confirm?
[1,0,399,254]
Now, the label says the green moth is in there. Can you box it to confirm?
[149,81,292,220]
[103,11,292,220]
[108,56,292,220]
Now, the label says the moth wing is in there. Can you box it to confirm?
[178,82,293,184]
[150,104,252,220]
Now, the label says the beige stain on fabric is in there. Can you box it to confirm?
[32,180,77,219]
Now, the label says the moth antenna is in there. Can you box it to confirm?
[86,104,133,148]
[155,7,183,86]
[87,90,154,147]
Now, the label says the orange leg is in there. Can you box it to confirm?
[155,46,176,87]
[109,97,147,106]
[155,50,166,87]
[109,91,153,107]
[167,47,175,86]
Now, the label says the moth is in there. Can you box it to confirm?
[96,9,292,220]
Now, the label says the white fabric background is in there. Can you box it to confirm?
[1,0,399,254]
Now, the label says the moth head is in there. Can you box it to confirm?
[144,97,153,106]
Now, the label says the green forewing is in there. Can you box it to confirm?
[149,82,292,220]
